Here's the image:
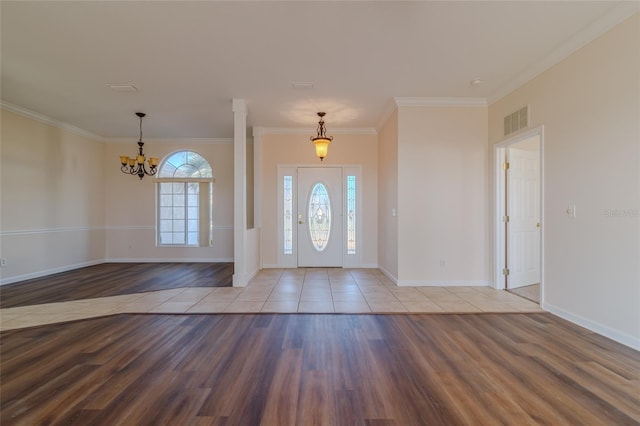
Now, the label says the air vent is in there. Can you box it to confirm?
[107,84,138,92]
[292,82,314,90]
[504,105,529,136]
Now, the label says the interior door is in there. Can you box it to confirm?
[507,147,541,288]
[297,167,343,267]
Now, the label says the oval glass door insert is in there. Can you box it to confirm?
[308,182,331,252]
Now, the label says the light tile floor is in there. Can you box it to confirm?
[0,268,542,331]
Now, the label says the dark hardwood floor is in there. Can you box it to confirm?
[1,313,639,425]
[0,263,233,308]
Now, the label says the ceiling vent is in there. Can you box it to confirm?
[108,84,138,92]
[504,105,528,136]
[292,82,314,90]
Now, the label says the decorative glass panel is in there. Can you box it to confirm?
[347,175,356,254]
[308,182,331,252]
[158,151,212,178]
[283,176,293,254]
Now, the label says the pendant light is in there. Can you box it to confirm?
[310,112,333,161]
[119,112,159,180]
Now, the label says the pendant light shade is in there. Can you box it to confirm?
[310,112,333,161]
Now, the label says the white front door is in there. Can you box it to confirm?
[507,147,541,288]
[297,167,343,267]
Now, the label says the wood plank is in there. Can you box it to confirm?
[1,313,639,425]
[0,262,233,308]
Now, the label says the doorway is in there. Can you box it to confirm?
[297,167,343,267]
[277,165,362,269]
[494,127,544,304]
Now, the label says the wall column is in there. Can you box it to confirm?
[232,99,248,286]
[252,127,263,268]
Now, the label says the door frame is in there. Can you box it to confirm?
[277,164,363,269]
[297,167,344,267]
[493,126,545,303]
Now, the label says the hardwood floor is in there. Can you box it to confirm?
[0,263,233,308]
[2,313,639,425]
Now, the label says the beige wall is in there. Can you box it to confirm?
[1,110,106,283]
[260,131,378,267]
[377,110,398,278]
[1,109,238,282]
[104,141,234,261]
[397,105,489,285]
[489,13,640,346]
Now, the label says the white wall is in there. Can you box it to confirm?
[104,141,235,262]
[397,105,489,285]
[489,13,640,348]
[0,109,106,284]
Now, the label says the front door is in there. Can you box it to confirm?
[297,167,343,267]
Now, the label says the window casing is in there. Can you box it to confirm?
[156,151,213,247]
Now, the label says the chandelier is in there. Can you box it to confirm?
[310,112,333,161]
[119,112,159,180]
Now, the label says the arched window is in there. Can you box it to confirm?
[156,151,213,246]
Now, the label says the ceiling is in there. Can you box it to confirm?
[1,1,635,139]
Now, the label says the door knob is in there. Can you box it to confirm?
[299,220,304,224]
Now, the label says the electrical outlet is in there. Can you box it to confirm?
[439,260,446,268]
[1,258,7,267]
[567,205,577,218]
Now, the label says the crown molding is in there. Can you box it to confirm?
[260,127,377,135]
[376,99,399,132]
[394,97,488,107]
[488,2,640,105]
[1,100,104,141]
[1,100,237,144]
[103,137,234,145]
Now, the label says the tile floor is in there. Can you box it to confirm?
[0,268,542,331]
[507,283,541,304]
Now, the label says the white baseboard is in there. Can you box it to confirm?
[397,279,490,287]
[376,268,489,288]
[543,302,640,351]
[378,266,398,285]
[0,260,105,286]
[260,263,378,269]
[260,264,283,269]
[104,258,234,263]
